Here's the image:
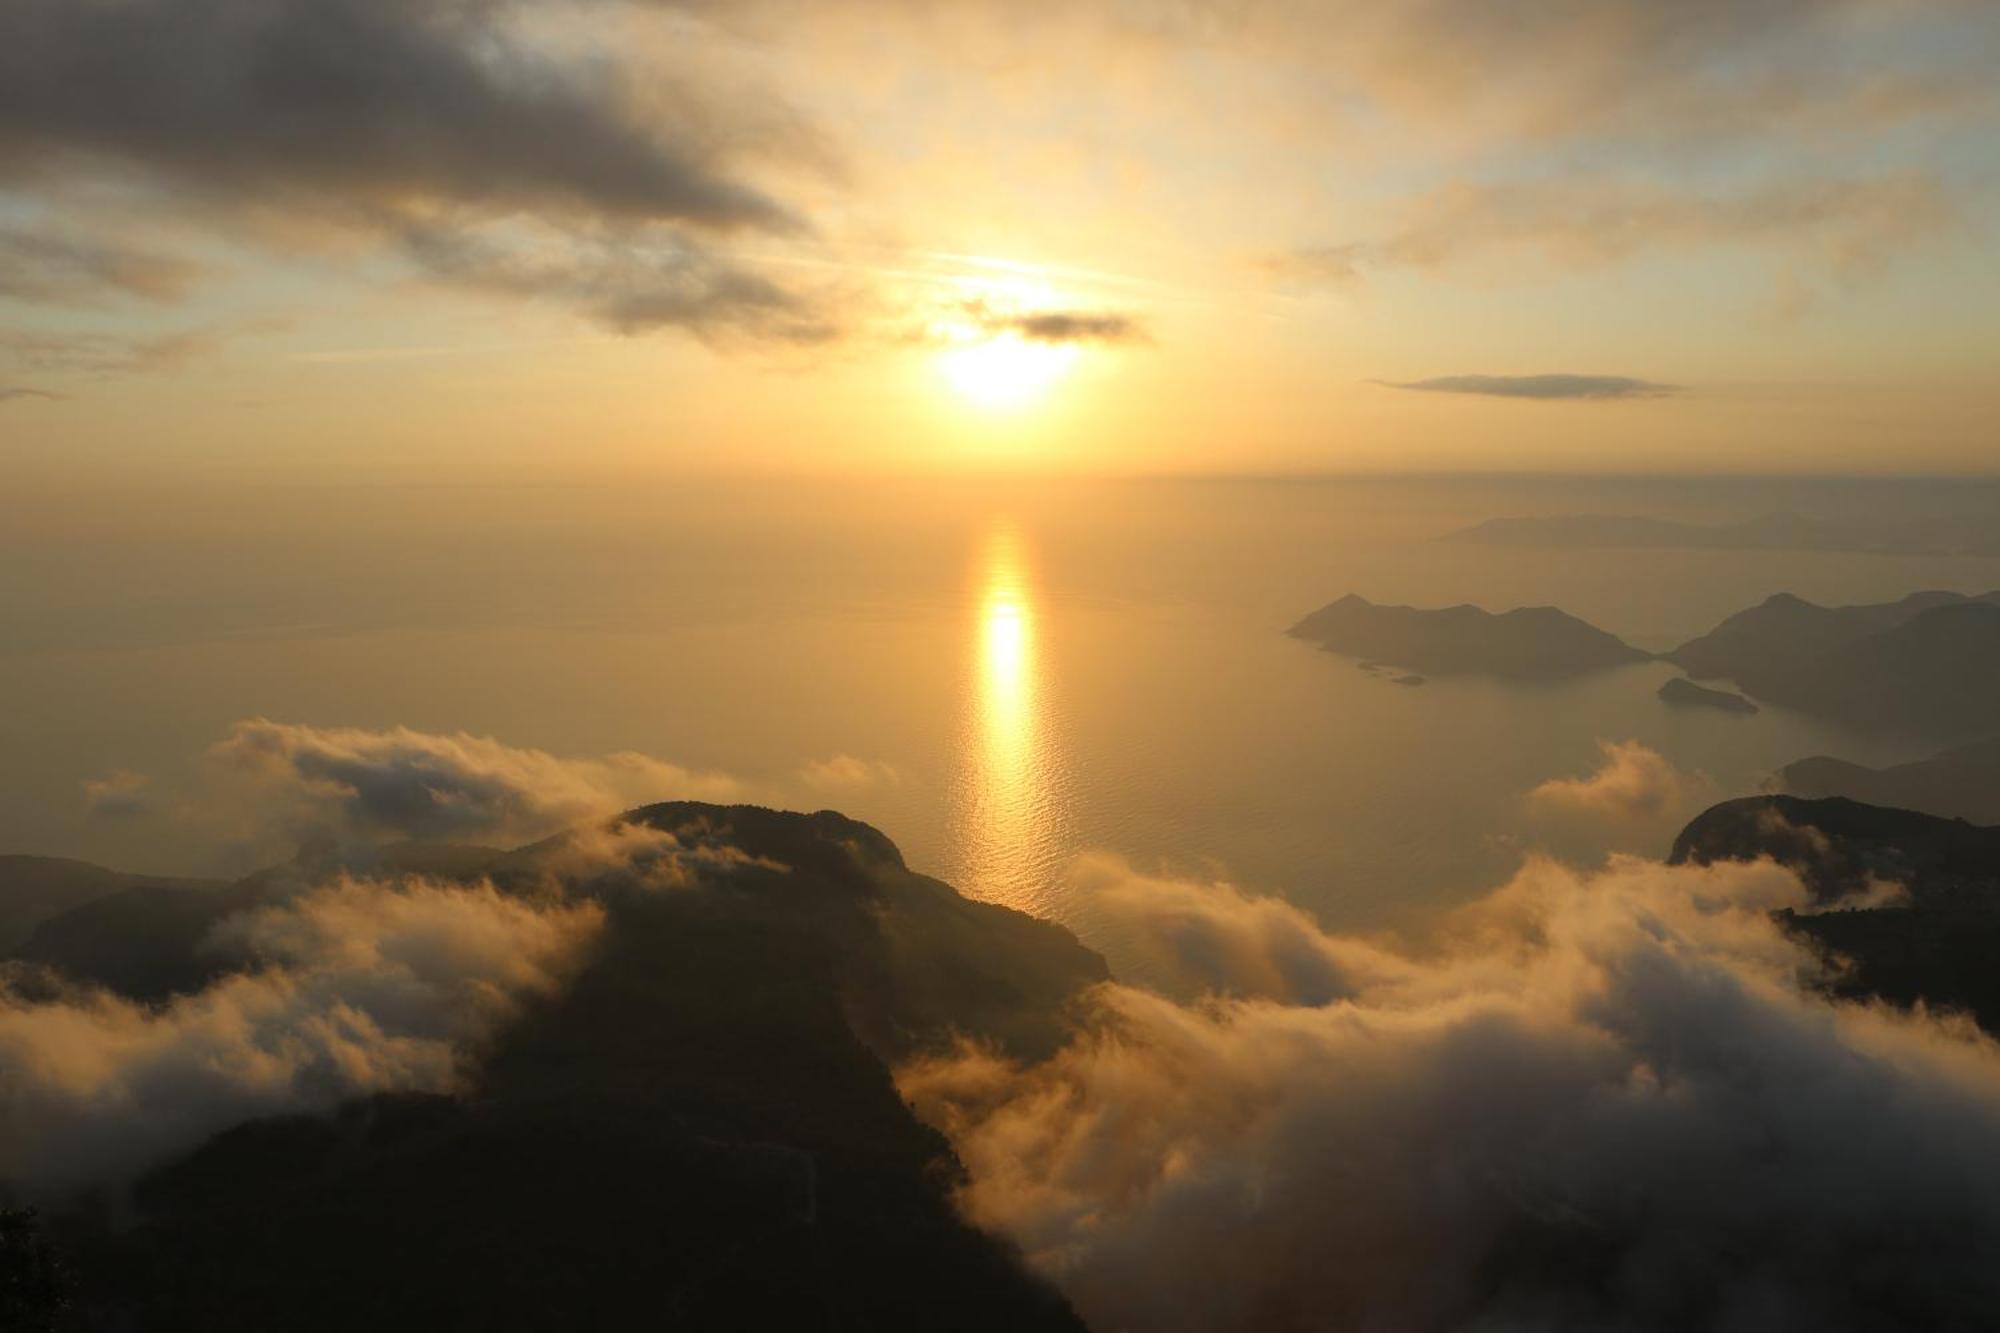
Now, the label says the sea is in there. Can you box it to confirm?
[7,473,1998,971]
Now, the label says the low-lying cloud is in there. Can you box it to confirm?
[1527,739,1709,819]
[1378,374,1680,402]
[903,852,2000,1331]
[523,816,785,895]
[1065,852,1408,1006]
[0,875,603,1193]
[204,718,745,846]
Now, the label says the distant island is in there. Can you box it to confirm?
[1288,594,1650,680]
[1441,511,2000,556]
[1778,739,2000,826]
[1657,677,1757,714]
[1673,794,2000,1032]
[1667,590,2000,734]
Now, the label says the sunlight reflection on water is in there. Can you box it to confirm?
[948,518,1070,915]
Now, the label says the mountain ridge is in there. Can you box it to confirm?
[4,803,1102,1331]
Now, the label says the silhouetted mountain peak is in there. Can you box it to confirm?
[8,802,1099,1331]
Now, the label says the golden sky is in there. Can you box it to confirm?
[2,0,1996,479]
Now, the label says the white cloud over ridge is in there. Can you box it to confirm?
[204,718,745,846]
[903,852,2000,1331]
[1528,738,1708,822]
[0,876,604,1194]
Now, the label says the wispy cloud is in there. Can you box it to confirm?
[1268,173,1956,304]
[0,222,201,305]
[1376,374,1681,402]
[0,329,222,378]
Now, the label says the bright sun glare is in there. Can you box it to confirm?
[939,336,1078,411]
[933,267,1082,412]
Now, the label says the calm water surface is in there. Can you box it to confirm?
[6,475,1998,969]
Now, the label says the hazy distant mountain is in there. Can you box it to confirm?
[11,841,503,1001]
[1657,677,1757,714]
[1667,591,2000,733]
[13,805,1098,1331]
[1442,511,2000,555]
[1672,794,2000,1031]
[1288,593,1650,679]
[1780,740,2000,826]
[0,854,221,953]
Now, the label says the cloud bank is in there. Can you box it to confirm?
[903,852,2000,1331]
[204,718,744,846]
[0,875,603,1193]
[1064,852,1409,1006]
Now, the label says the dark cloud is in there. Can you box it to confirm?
[1378,374,1681,401]
[951,300,1150,346]
[0,0,798,231]
[400,221,839,345]
[1005,310,1149,345]
[0,0,833,342]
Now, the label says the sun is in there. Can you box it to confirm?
[937,334,1078,411]
[928,264,1085,412]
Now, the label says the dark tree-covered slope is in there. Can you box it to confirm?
[1672,795,2000,1032]
[21,805,1102,1332]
